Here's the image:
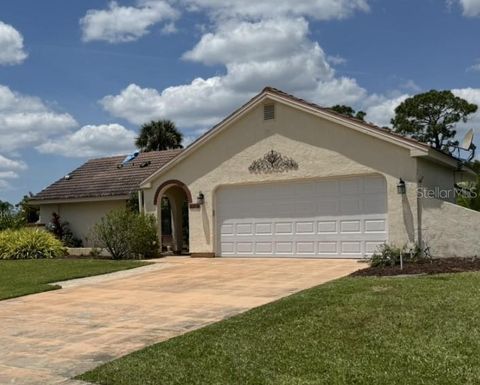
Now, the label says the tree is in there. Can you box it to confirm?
[135,120,183,152]
[330,105,366,121]
[0,200,12,213]
[16,194,39,223]
[391,90,478,150]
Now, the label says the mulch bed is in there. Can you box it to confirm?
[351,258,480,277]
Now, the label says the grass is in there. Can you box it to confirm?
[0,259,148,300]
[79,272,480,385]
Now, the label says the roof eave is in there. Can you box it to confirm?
[29,195,130,205]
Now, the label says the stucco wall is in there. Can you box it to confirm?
[143,102,425,255]
[421,198,480,257]
[417,158,457,203]
[39,200,126,246]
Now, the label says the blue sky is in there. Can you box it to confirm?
[0,0,479,203]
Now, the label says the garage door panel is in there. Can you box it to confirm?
[317,221,337,234]
[275,222,294,234]
[275,241,294,254]
[255,242,273,254]
[340,220,362,233]
[295,221,315,234]
[364,219,386,233]
[217,175,387,258]
[236,223,253,235]
[237,242,254,254]
[296,241,315,255]
[221,242,235,254]
[341,241,362,254]
[318,241,338,254]
[220,223,235,236]
[255,223,273,235]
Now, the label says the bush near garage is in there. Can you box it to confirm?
[369,243,424,267]
[93,209,159,260]
[0,228,66,259]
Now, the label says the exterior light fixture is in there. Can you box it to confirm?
[197,192,205,205]
[397,178,406,195]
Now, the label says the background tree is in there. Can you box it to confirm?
[17,194,39,223]
[0,200,12,213]
[330,105,366,121]
[391,90,477,150]
[135,120,183,152]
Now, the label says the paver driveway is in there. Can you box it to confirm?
[0,257,361,385]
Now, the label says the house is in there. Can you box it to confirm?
[31,150,182,245]
[31,87,480,258]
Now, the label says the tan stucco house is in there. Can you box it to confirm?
[31,87,480,258]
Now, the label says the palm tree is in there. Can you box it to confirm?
[135,120,183,152]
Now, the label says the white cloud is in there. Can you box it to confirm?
[468,59,480,72]
[0,154,27,190]
[0,154,27,171]
[0,85,77,152]
[80,0,179,43]
[364,94,410,127]
[37,124,137,158]
[400,80,421,92]
[101,17,366,129]
[0,21,27,65]
[183,18,322,67]
[327,55,347,65]
[180,0,369,20]
[455,0,480,16]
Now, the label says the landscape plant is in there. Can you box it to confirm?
[369,242,424,267]
[93,209,158,259]
[0,228,66,259]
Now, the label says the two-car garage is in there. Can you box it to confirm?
[216,175,388,258]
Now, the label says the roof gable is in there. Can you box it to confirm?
[141,87,459,187]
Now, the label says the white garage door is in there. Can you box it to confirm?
[216,175,388,258]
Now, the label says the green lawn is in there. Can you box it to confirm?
[0,259,148,300]
[79,273,480,385]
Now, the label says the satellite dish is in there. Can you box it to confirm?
[447,129,476,162]
[461,129,475,150]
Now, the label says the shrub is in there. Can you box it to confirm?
[0,228,66,259]
[0,210,25,231]
[93,209,159,260]
[369,243,423,267]
[46,212,83,247]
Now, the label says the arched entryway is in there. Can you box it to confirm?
[154,180,192,255]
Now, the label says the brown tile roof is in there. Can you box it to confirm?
[31,150,182,202]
